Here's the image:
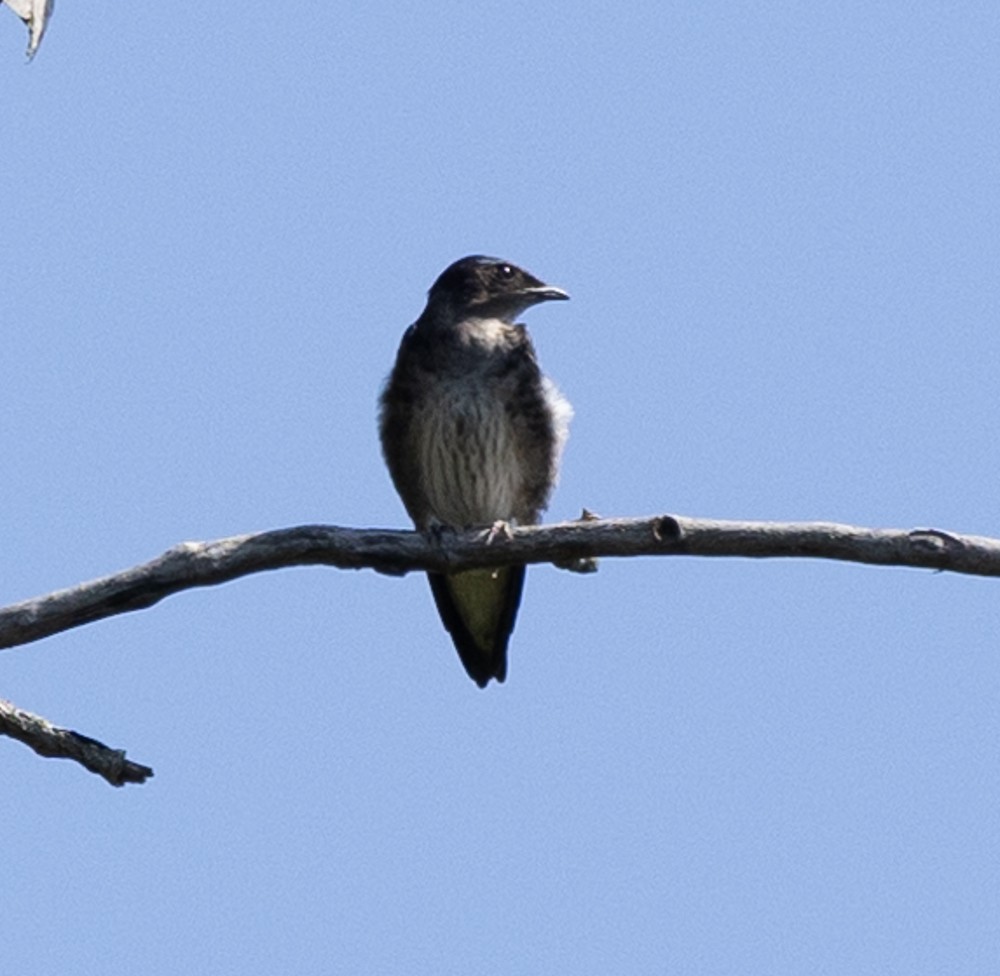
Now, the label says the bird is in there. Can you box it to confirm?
[379,255,572,687]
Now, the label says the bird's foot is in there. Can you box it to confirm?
[482,519,515,545]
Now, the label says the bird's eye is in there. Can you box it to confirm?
[499,264,514,278]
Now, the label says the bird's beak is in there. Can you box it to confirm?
[522,285,570,304]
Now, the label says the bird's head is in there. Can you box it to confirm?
[426,256,569,324]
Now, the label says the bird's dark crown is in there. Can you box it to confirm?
[425,256,568,319]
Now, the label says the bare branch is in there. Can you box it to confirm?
[0,699,153,786]
[2,515,999,654]
[3,514,999,786]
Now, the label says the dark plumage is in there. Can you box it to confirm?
[379,256,572,686]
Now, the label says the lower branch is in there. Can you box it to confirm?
[0,699,153,786]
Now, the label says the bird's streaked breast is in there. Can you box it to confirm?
[417,379,524,527]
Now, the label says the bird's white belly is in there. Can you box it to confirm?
[418,385,523,528]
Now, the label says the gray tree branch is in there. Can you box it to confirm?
[3,514,999,786]
[0,698,153,786]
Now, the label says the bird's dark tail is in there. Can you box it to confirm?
[427,567,526,687]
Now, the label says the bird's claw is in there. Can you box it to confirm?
[483,519,514,545]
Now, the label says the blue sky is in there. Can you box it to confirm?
[2,3,999,973]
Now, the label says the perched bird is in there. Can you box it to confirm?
[379,255,572,687]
